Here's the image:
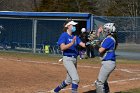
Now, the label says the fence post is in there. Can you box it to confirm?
[32,19,37,53]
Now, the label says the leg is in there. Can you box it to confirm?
[63,56,79,93]
[86,46,90,58]
[53,80,68,92]
[95,80,105,93]
[82,50,87,59]
[95,80,109,93]
[90,47,95,58]
[104,81,110,93]
[95,61,116,93]
[53,72,72,92]
[53,57,73,92]
[79,51,82,59]
[81,50,86,59]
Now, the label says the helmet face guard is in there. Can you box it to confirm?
[103,23,116,36]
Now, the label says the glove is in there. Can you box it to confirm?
[85,42,91,46]
[91,40,96,46]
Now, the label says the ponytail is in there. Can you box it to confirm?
[112,32,118,50]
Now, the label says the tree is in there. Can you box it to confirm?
[33,0,39,11]
[95,0,110,16]
[38,0,98,14]
[0,0,41,11]
[106,0,140,16]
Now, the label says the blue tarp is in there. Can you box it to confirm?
[0,11,91,18]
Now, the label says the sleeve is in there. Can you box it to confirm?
[101,38,113,49]
[57,33,66,46]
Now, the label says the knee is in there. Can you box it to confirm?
[72,78,80,84]
[65,79,72,85]
[66,78,79,85]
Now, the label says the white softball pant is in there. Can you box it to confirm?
[63,56,79,85]
[95,60,116,93]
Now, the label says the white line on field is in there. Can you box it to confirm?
[47,77,140,92]
[0,57,140,93]
[116,69,134,73]
[126,69,140,72]
[0,57,139,74]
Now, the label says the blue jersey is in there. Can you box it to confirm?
[58,32,81,57]
[101,36,116,61]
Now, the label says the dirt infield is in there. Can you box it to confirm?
[0,54,140,93]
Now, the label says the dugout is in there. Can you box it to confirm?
[0,11,93,53]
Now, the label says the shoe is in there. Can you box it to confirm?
[37,90,46,93]
[48,89,58,93]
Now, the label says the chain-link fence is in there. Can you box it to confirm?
[0,17,65,54]
[0,12,89,54]
[93,16,140,60]
[0,15,140,57]
[93,16,140,44]
[0,18,32,51]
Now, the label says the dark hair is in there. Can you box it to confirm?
[63,18,72,32]
[112,32,118,50]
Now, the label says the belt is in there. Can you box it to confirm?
[102,59,115,61]
[64,55,77,58]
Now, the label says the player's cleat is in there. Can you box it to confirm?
[58,58,63,62]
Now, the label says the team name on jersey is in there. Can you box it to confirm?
[68,38,73,42]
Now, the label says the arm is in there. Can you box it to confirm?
[60,42,73,51]
[79,42,86,48]
[99,47,106,53]
[99,37,112,53]
[60,36,76,51]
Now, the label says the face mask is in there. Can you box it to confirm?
[71,26,76,32]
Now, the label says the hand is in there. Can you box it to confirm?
[71,36,76,44]
[97,26,103,37]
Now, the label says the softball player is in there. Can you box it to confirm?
[95,23,118,93]
[51,20,86,93]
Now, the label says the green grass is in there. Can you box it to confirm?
[117,48,140,53]
[117,59,140,64]
[0,51,139,64]
[0,51,61,62]
[127,88,140,93]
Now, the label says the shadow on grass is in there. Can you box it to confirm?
[83,89,96,93]
[114,91,132,93]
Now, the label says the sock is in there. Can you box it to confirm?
[72,83,78,93]
[54,81,67,92]
[54,86,61,92]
